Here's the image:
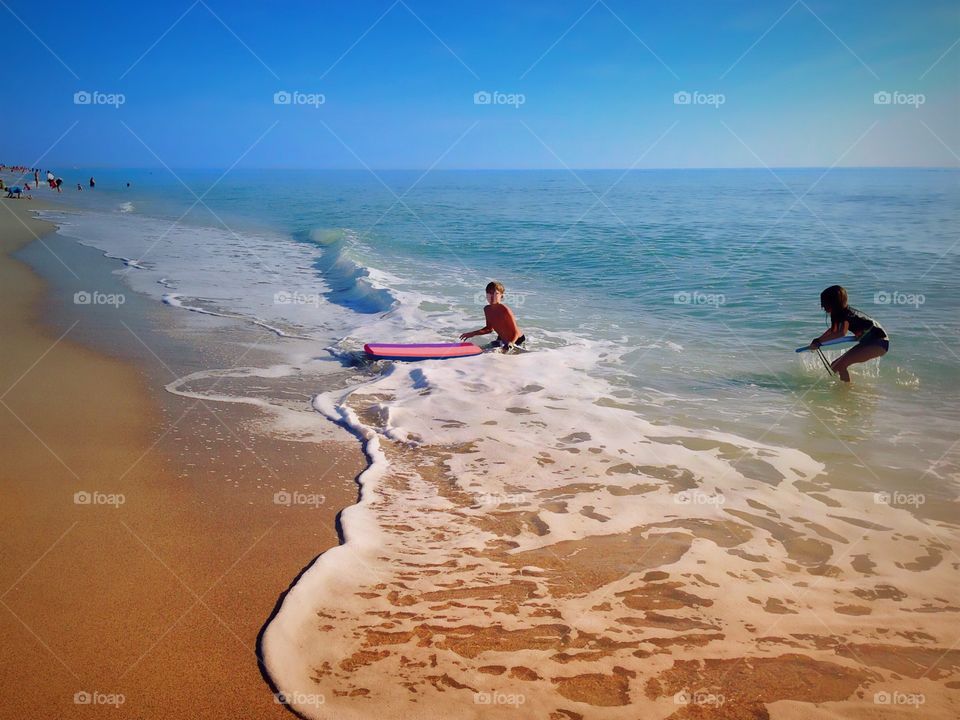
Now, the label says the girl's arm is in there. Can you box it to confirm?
[811,319,849,348]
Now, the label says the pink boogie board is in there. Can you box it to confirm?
[364,342,482,361]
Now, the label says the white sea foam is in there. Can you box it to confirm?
[161,293,308,339]
[39,205,960,717]
[260,328,958,718]
[165,364,353,444]
[39,210,364,342]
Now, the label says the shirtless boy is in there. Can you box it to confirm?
[460,281,525,352]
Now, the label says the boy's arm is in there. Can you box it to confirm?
[460,308,493,340]
[460,326,492,340]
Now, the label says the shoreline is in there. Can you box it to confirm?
[0,198,367,718]
[4,178,959,719]
[264,377,960,719]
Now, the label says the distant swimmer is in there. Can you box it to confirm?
[808,285,889,382]
[89,176,95,188]
[460,280,525,353]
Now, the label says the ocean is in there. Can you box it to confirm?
[27,166,960,716]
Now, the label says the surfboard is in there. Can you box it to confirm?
[364,342,483,361]
[795,336,857,353]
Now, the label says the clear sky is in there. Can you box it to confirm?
[1,0,957,169]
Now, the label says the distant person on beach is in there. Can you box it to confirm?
[460,281,525,352]
[34,170,39,186]
[76,183,82,191]
[55,177,63,193]
[809,285,888,382]
[89,176,95,188]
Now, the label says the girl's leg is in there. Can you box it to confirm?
[830,344,887,382]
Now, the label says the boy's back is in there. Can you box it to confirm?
[484,303,520,343]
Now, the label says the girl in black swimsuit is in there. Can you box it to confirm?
[809,285,889,382]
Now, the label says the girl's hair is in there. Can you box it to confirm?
[486,281,505,295]
[820,285,848,323]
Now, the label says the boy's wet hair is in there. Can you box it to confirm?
[486,281,505,295]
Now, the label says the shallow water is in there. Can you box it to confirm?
[20,166,960,716]
[36,168,959,493]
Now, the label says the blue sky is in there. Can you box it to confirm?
[1,0,957,168]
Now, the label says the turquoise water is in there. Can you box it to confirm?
[30,167,960,504]
[20,166,959,718]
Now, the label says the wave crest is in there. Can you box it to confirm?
[300,228,396,315]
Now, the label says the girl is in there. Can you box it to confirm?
[809,285,889,382]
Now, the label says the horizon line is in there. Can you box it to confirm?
[21,164,960,172]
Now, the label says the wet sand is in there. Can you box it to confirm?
[0,198,366,718]
[262,375,960,719]
[5,196,958,720]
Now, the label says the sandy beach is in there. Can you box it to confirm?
[2,173,958,719]
[3,0,959,716]
[262,360,960,719]
[0,198,365,718]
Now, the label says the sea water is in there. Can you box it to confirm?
[26,167,960,716]
[35,168,960,489]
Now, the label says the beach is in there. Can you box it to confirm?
[0,197,365,718]
[1,166,958,719]
[4,0,958,715]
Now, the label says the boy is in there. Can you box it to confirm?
[460,281,525,352]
